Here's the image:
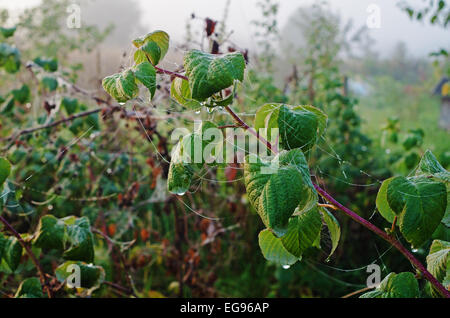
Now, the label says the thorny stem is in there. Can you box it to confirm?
[223,106,274,153]
[154,66,188,81]
[0,214,53,298]
[155,66,449,297]
[313,184,450,298]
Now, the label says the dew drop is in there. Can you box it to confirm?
[195,110,201,114]
[412,248,419,253]
[282,265,290,269]
[177,192,186,196]
[119,102,126,106]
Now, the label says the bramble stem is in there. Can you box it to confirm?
[223,106,275,153]
[0,215,53,298]
[156,66,450,298]
[154,66,188,81]
[313,184,450,298]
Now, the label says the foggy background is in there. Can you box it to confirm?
[0,0,448,58]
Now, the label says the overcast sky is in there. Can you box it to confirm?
[1,0,449,57]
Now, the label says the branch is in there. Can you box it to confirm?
[341,286,374,298]
[154,66,188,81]
[156,66,450,298]
[223,106,275,153]
[0,214,53,298]
[313,184,450,298]
[1,106,152,152]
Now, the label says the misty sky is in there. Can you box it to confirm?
[1,0,448,57]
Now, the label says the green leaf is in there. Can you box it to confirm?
[416,150,450,180]
[1,181,23,214]
[167,141,194,195]
[132,30,169,64]
[1,95,14,114]
[0,43,21,73]
[0,157,11,187]
[33,215,65,251]
[15,277,43,298]
[258,229,298,266]
[34,57,58,72]
[62,216,95,263]
[167,121,221,194]
[170,77,201,109]
[184,50,245,102]
[279,105,318,151]
[133,61,156,99]
[376,177,397,223]
[254,104,327,148]
[426,239,450,283]
[0,26,17,38]
[360,272,420,298]
[0,233,7,260]
[3,237,22,271]
[133,49,147,65]
[138,41,161,65]
[404,152,420,170]
[402,129,424,151]
[387,176,447,247]
[254,103,280,141]
[444,266,450,290]
[320,207,341,260]
[281,207,322,258]
[11,84,30,104]
[102,69,139,103]
[61,97,78,115]
[244,148,317,236]
[55,261,105,289]
[41,76,58,92]
[1,181,24,214]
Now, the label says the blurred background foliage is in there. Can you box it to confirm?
[0,0,449,297]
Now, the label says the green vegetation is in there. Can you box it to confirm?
[0,0,448,298]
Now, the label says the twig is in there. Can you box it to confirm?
[318,203,338,210]
[341,286,374,298]
[223,106,275,153]
[103,281,134,296]
[154,66,188,81]
[314,183,450,298]
[390,215,398,234]
[0,214,53,298]
[92,228,138,297]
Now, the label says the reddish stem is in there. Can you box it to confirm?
[313,183,450,298]
[223,106,274,153]
[0,215,53,298]
[154,66,188,81]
